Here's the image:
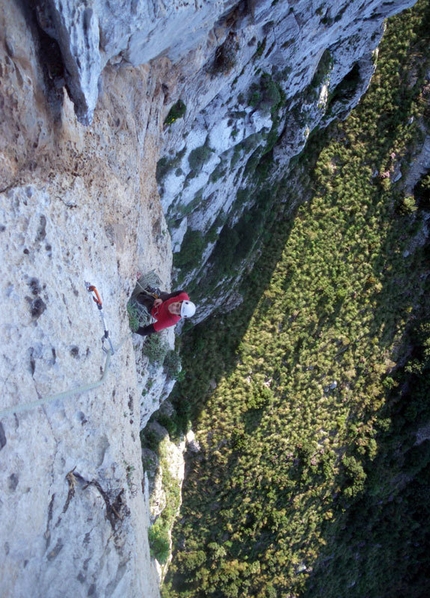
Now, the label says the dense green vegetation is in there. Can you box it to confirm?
[153,2,430,596]
[144,434,182,564]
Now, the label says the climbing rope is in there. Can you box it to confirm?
[0,351,112,419]
[0,283,115,420]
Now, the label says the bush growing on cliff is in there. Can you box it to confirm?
[248,73,283,113]
[164,100,186,126]
[209,160,227,183]
[143,334,170,365]
[127,303,140,332]
[397,193,418,214]
[188,144,213,172]
[163,350,182,379]
[173,228,206,272]
[311,49,333,88]
[156,148,187,184]
[149,518,170,564]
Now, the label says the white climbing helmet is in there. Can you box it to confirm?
[181,300,196,318]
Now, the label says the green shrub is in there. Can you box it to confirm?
[163,350,182,379]
[248,73,283,113]
[398,194,418,214]
[127,303,140,332]
[188,144,213,172]
[164,100,186,126]
[210,161,227,183]
[140,428,160,451]
[143,335,170,365]
[148,520,170,563]
[311,49,333,88]
[254,37,267,59]
[156,148,186,184]
[173,229,206,270]
[261,73,282,110]
[248,85,262,107]
[156,413,179,438]
[341,455,367,498]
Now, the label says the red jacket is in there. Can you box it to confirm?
[151,292,189,332]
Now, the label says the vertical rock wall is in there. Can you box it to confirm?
[0,2,172,596]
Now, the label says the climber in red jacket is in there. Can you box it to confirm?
[134,289,196,336]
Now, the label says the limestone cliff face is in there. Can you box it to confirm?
[1,2,169,596]
[34,0,417,320]
[0,0,419,596]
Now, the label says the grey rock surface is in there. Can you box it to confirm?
[0,2,170,596]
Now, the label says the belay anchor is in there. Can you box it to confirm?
[85,282,115,355]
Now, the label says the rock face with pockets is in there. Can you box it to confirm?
[0,0,418,596]
[1,3,168,596]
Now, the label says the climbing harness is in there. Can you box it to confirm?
[85,282,115,355]
[0,282,116,420]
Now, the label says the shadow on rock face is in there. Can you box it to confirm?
[0,422,6,450]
